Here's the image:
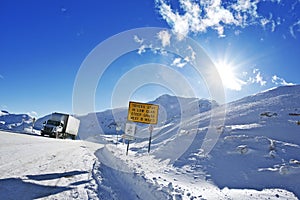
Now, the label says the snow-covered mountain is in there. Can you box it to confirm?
[76,95,217,140]
[1,85,300,199]
[0,110,34,133]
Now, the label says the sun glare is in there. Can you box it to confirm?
[215,60,245,91]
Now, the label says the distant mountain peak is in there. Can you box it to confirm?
[0,110,9,116]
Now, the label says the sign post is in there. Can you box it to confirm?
[127,101,159,153]
[32,117,36,133]
[126,140,130,156]
[148,125,154,153]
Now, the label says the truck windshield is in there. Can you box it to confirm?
[46,120,60,126]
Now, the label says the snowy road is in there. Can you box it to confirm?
[0,131,101,199]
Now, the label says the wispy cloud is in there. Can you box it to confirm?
[155,0,260,38]
[0,74,3,80]
[248,68,267,86]
[133,32,170,55]
[290,20,300,39]
[157,30,171,47]
[171,57,187,68]
[245,69,295,88]
[155,0,297,38]
[134,35,144,44]
[133,35,147,55]
[260,14,277,32]
[272,75,295,86]
[137,45,146,55]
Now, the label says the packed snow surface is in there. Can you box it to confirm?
[0,131,101,199]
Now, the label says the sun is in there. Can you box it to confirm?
[215,60,245,91]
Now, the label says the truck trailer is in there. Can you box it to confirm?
[41,112,80,140]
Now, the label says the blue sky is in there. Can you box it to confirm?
[0,0,299,117]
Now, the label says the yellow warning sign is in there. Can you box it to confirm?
[127,101,159,124]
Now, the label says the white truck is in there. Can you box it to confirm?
[41,112,80,140]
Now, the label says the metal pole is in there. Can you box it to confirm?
[126,140,130,155]
[148,129,153,153]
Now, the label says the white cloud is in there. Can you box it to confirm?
[134,35,147,55]
[171,57,187,68]
[137,45,146,55]
[132,31,173,58]
[183,46,196,63]
[157,30,171,47]
[260,13,277,32]
[157,3,189,40]
[156,0,297,38]
[272,75,295,86]
[156,0,262,38]
[133,35,144,44]
[248,68,267,86]
[0,74,3,79]
[255,71,266,86]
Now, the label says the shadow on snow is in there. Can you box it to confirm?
[0,170,89,199]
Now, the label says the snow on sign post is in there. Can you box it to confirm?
[127,101,159,153]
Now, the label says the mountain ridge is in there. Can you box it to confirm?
[1,84,299,135]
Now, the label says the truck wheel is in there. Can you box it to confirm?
[71,135,76,140]
[41,132,44,137]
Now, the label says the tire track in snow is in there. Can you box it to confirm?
[47,143,99,199]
